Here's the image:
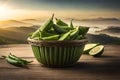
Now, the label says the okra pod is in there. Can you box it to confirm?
[8,53,33,65]
[70,27,79,40]
[40,14,54,31]
[74,35,83,40]
[57,25,72,30]
[31,30,41,40]
[59,31,71,41]
[41,35,59,40]
[79,26,89,36]
[8,53,22,61]
[40,31,57,37]
[53,24,68,34]
[70,19,74,28]
[6,57,25,67]
[55,18,68,26]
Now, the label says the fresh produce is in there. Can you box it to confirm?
[79,26,89,36]
[89,45,104,57]
[3,53,33,67]
[55,18,68,26]
[70,19,74,28]
[59,31,71,41]
[30,15,89,41]
[40,14,54,31]
[75,35,83,40]
[84,43,100,54]
[53,24,68,34]
[41,35,59,40]
[83,43,104,57]
[69,27,79,40]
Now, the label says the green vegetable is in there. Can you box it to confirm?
[89,45,104,57]
[70,19,74,28]
[31,30,41,39]
[55,18,68,26]
[41,35,59,40]
[40,31,56,37]
[53,24,68,34]
[30,14,89,41]
[9,53,32,64]
[6,57,25,67]
[83,43,100,54]
[79,26,89,36]
[69,27,79,40]
[74,35,83,40]
[57,25,72,30]
[8,53,22,61]
[40,14,54,31]
[4,53,33,67]
[59,31,71,41]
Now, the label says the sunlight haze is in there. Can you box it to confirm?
[0,0,120,20]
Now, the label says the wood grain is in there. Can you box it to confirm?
[0,45,120,80]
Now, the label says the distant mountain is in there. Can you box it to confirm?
[87,34,120,45]
[97,26,120,33]
[95,26,120,38]
[0,20,32,28]
[0,26,120,45]
[0,25,38,44]
[71,18,120,27]
[1,17,120,28]
[22,19,37,21]
[80,18,120,21]
[21,19,42,25]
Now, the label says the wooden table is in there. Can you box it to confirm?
[0,44,120,80]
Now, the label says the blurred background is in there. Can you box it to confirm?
[0,0,120,45]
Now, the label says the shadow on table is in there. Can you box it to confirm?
[39,55,118,74]
[59,55,120,75]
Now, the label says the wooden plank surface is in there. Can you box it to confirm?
[0,44,120,80]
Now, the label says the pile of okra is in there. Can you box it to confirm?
[31,14,89,40]
[3,53,32,67]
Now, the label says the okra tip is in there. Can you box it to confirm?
[9,52,12,55]
[55,17,58,21]
[71,19,73,21]
[51,13,54,20]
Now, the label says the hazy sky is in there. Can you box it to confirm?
[0,0,120,20]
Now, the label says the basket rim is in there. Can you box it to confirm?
[28,37,88,43]
[27,37,88,46]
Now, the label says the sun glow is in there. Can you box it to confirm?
[0,6,13,20]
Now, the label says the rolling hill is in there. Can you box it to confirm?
[0,20,32,28]
[66,18,120,27]
[0,26,120,45]
[96,26,120,38]
[21,19,42,25]
[97,26,120,33]
[0,25,39,44]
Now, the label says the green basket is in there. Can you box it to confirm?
[28,38,87,67]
